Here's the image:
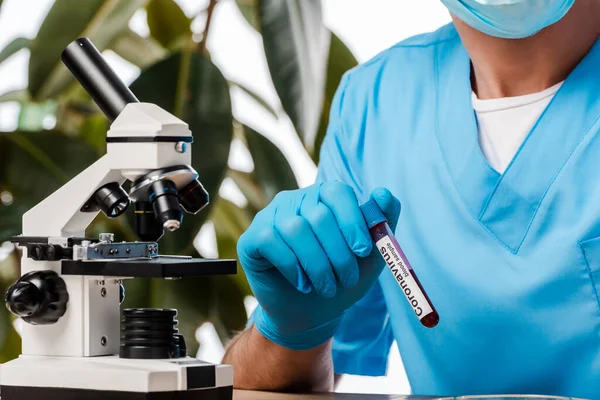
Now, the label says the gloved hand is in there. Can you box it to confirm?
[237,182,401,350]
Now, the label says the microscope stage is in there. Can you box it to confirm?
[61,257,237,278]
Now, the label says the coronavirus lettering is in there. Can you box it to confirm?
[377,236,434,321]
[360,199,439,328]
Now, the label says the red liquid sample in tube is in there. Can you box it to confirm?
[360,200,439,328]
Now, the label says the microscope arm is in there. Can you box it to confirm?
[22,155,125,238]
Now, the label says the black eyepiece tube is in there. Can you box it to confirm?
[61,37,138,122]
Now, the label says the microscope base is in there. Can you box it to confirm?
[0,355,233,400]
[0,385,232,399]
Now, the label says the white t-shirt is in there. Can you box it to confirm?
[473,81,564,174]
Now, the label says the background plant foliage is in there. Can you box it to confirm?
[0,0,357,360]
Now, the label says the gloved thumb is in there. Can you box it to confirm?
[369,187,401,231]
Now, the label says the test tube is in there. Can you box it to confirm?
[360,200,439,328]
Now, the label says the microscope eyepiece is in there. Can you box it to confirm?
[92,182,130,218]
[61,37,138,122]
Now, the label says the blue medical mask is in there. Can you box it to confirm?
[441,0,576,39]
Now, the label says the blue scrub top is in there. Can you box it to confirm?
[317,23,600,398]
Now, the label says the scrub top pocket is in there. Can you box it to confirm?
[579,236,600,311]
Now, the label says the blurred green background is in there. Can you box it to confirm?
[0,0,358,361]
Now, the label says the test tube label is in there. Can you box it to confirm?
[376,236,433,320]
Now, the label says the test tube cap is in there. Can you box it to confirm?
[360,199,387,229]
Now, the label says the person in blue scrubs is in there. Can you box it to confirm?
[223,1,600,398]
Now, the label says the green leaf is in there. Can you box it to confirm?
[0,89,29,104]
[209,199,254,341]
[17,101,57,131]
[211,197,252,243]
[209,276,249,343]
[0,201,27,243]
[169,274,249,351]
[28,0,146,100]
[80,114,110,154]
[0,258,21,362]
[313,33,358,164]
[258,0,329,155]
[146,0,192,50]
[111,28,167,69]
[227,169,266,212]
[243,125,298,203]
[54,100,97,137]
[0,314,21,363]
[215,222,239,261]
[0,128,102,247]
[230,81,277,119]
[235,0,259,31]
[210,197,252,293]
[0,131,99,210]
[0,37,30,65]
[130,50,233,255]
[153,277,210,353]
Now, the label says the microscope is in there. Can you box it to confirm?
[0,38,236,399]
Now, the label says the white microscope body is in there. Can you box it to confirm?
[0,38,235,400]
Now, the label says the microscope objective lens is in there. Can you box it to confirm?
[135,201,164,242]
[149,180,183,232]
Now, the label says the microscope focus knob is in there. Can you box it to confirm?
[5,270,68,325]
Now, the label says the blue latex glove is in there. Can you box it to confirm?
[237,182,401,350]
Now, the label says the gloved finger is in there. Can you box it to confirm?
[370,187,401,231]
[237,213,311,294]
[319,181,372,257]
[274,210,338,298]
[300,198,359,289]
